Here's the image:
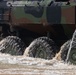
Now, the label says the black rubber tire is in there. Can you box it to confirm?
[38,37,59,53]
[61,40,76,64]
[60,40,70,61]
[26,37,58,59]
[0,36,26,55]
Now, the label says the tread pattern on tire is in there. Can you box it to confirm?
[26,37,58,59]
[0,36,26,55]
[60,40,71,61]
[38,37,59,53]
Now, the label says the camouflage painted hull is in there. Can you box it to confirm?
[0,1,76,39]
[11,6,75,25]
[10,3,76,38]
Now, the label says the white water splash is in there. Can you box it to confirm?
[0,53,75,75]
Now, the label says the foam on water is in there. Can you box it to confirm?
[0,52,75,67]
[0,53,76,75]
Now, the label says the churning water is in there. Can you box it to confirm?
[0,53,76,75]
[0,35,76,75]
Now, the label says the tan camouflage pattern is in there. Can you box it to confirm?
[0,0,76,39]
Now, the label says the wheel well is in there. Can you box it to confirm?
[0,24,10,38]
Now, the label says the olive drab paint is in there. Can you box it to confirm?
[0,0,76,40]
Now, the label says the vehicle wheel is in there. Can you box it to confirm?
[60,40,76,64]
[0,36,26,55]
[24,37,58,59]
[60,40,70,61]
[38,37,59,53]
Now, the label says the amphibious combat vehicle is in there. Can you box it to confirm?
[0,0,76,64]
